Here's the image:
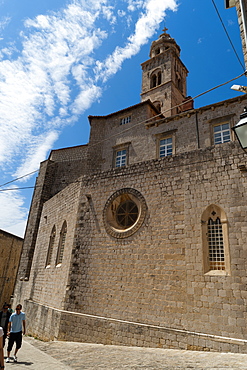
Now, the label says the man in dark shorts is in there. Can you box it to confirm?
[6,304,26,363]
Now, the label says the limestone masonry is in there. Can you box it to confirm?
[13,22,247,353]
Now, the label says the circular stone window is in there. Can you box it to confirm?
[103,188,147,238]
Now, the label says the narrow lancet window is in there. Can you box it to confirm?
[56,221,67,266]
[201,205,230,275]
[46,226,56,267]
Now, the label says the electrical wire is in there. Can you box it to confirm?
[0,71,246,192]
[0,186,37,192]
[0,169,39,188]
[212,0,246,71]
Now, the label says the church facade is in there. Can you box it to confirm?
[14,28,247,352]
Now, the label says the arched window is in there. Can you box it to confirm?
[56,221,67,266]
[201,205,230,275]
[46,225,56,267]
[150,70,162,89]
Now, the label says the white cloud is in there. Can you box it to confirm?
[127,0,145,12]
[0,0,178,236]
[0,188,27,237]
[72,84,102,114]
[15,130,59,178]
[95,0,177,81]
[0,1,108,171]
[0,15,10,32]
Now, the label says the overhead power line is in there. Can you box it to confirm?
[0,169,39,188]
[212,0,246,71]
[0,186,37,192]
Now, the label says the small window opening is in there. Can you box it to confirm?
[157,72,162,85]
[213,123,231,145]
[56,221,67,266]
[120,116,131,125]
[116,149,127,167]
[151,75,157,88]
[160,137,173,157]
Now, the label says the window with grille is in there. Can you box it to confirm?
[201,205,230,276]
[46,226,56,267]
[160,137,173,157]
[56,221,67,266]
[207,217,225,270]
[213,123,231,145]
[120,116,131,125]
[103,188,147,238]
[116,149,127,167]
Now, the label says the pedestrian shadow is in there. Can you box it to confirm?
[6,361,33,366]
[4,356,33,366]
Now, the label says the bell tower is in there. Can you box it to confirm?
[141,28,189,117]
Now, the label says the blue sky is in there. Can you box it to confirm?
[0,0,245,237]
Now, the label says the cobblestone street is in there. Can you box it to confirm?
[3,336,247,369]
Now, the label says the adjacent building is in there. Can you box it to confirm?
[0,229,23,307]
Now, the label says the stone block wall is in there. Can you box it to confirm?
[15,145,89,304]
[49,144,88,162]
[24,300,247,353]
[68,158,186,326]
[21,181,82,309]
[16,160,56,284]
[88,102,158,173]
[58,143,247,342]
[49,144,89,196]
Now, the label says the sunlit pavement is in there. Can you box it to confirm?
[4,336,247,369]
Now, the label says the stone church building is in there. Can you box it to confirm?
[14,22,247,352]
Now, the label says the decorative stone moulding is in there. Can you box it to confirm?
[103,188,148,239]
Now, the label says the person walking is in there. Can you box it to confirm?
[6,304,26,363]
[0,304,11,347]
[0,326,4,369]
